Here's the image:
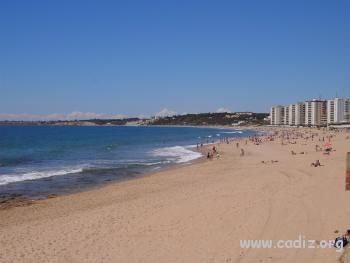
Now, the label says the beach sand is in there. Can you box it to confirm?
[1,127,350,263]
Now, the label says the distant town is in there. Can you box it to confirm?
[270,97,350,127]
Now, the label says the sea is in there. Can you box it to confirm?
[0,126,256,198]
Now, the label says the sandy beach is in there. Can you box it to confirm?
[1,127,350,263]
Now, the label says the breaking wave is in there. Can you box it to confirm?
[151,146,202,163]
[0,168,83,186]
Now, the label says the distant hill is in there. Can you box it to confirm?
[0,112,269,126]
[0,118,142,126]
[150,112,269,126]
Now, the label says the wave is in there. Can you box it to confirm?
[0,146,203,186]
[0,160,170,186]
[0,168,83,186]
[222,131,243,134]
[151,146,202,163]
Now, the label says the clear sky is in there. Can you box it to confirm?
[1,0,349,120]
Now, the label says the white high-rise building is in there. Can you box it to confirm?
[270,97,350,127]
[305,99,327,127]
[270,105,284,125]
[288,104,295,126]
[270,103,305,126]
[288,102,305,126]
[345,100,350,122]
[327,98,350,124]
[283,106,289,125]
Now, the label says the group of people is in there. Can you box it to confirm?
[278,128,341,168]
[206,146,220,159]
[199,134,256,160]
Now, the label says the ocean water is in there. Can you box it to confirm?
[0,126,255,198]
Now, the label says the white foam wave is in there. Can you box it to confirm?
[222,131,243,134]
[151,146,202,163]
[185,144,198,149]
[138,161,165,166]
[0,168,83,186]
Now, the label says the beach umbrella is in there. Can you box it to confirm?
[324,142,332,149]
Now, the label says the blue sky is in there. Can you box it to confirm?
[0,0,349,119]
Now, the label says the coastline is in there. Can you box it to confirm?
[0,125,253,206]
[1,127,349,262]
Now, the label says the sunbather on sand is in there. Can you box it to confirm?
[311,160,321,167]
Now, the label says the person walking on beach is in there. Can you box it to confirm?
[240,148,245,156]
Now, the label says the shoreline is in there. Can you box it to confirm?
[1,127,349,262]
[0,125,313,207]
[0,126,255,208]
[1,126,275,211]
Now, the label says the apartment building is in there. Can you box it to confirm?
[327,98,350,124]
[345,100,350,122]
[288,102,305,126]
[270,97,350,126]
[270,105,284,125]
[283,106,289,125]
[304,100,327,126]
